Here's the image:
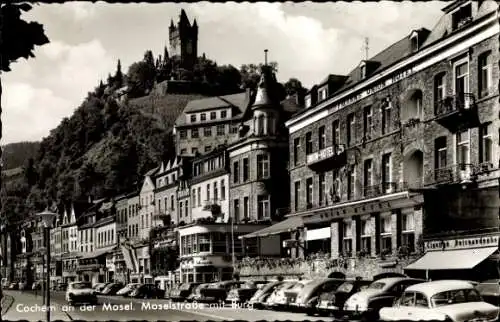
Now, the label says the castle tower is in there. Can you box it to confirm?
[168,9,198,70]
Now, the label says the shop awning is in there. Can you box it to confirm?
[240,215,303,239]
[405,247,498,271]
[121,245,136,271]
[306,227,331,241]
[81,246,116,260]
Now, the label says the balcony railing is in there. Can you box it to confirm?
[434,94,478,131]
[363,182,408,198]
[434,163,476,184]
[202,199,221,213]
[435,94,475,116]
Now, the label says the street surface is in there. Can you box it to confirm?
[3,290,332,321]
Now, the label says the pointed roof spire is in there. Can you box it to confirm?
[170,19,175,29]
[193,18,198,27]
[180,9,190,25]
[251,65,278,110]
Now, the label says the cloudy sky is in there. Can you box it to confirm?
[2,1,447,144]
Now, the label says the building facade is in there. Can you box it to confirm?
[139,168,159,241]
[154,158,180,226]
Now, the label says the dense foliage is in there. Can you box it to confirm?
[1,141,40,170]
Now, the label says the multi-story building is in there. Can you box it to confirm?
[154,158,180,226]
[190,148,230,223]
[30,221,45,282]
[50,209,64,285]
[174,92,249,156]
[244,0,499,279]
[138,167,159,241]
[177,163,192,225]
[126,191,140,240]
[61,205,81,283]
[115,194,128,240]
[15,220,34,284]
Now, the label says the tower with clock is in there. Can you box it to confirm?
[168,9,198,71]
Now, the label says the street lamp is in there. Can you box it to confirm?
[36,210,57,322]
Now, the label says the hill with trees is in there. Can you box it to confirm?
[1,141,40,170]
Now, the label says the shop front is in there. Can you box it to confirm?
[180,255,233,283]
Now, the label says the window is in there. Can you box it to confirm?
[233,199,240,222]
[363,106,372,139]
[204,127,212,137]
[305,95,312,108]
[243,196,249,219]
[257,195,270,219]
[456,130,470,165]
[360,64,366,79]
[192,189,196,208]
[411,34,419,52]
[380,215,392,254]
[233,161,239,184]
[400,292,416,307]
[434,73,446,113]
[206,184,211,203]
[179,130,187,139]
[199,233,210,252]
[294,181,301,211]
[342,221,353,256]
[243,158,249,182]
[480,123,492,163]
[305,132,313,154]
[382,100,392,135]
[191,147,198,155]
[454,60,469,101]
[210,111,217,120]
[170,195,174,210]
[415,292,429,308]
[306,178,313,208]
[221,110,227,119]
[230,124,238,134]
[180,148,187,155]
[213,182,218,201]
[257,154,270,179]
[361,219,371,255]
[402,213,415,253]
[190,114,196,123]
[204,146,211,152]
[318,126,326,150]
[363,159,373,195]
[184,201,188,217]
[318,87,328,101]
[452,3,472,30]
[217,125,225,136]
[293,138,301,166]
[347,166,356,200]
[382,153,392,192]
[347,113,356,146]
[221,180,226,200]
[332,120,340,145]
[479,52,492,98]
[319,173,326,206]
[197,187,201,206]
[200,113,206,121]
[191,128,199,139]
[435,137,447,170]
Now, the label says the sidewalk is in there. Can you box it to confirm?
[2,291,71,321]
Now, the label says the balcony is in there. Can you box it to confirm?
[306,144,346,171]
[202,199,221,214]
[77,263,103,271]
[363,182,409,198]
[433,163,477,185]
[434,94,478,132]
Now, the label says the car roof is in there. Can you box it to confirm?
[70,281,91,285]
[373,277,419,285]
[405,280,476,296]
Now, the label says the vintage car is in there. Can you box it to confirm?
[314,279,372,316]
[248,281,285,309]
[65,281,98,306]
[476,279,500,306]
[101,283,124,295]
[128,283,164,299]
[265,281,298,309]
[292,278,345,313]
[117,283,141,296]
[169,283,201,302]
[187,283,210,302]
[266,280,312,310]
[343,277,425,321]
[198,281,245,303]
[225,280,269,304]
[379,280,500,322]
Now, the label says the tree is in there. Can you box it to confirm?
[0,3,49,228]
[113,59,124,89]
[127,61,157,98]
[215,65,241,93]
[284,78,306,97]
[240,62,278,89]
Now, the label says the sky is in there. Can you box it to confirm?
[2,1,447,144]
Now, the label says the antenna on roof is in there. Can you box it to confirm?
[363,37,369,60]
[264,49,268,66]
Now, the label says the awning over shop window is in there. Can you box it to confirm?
[121,245,136,271]
[306,227,331,241]
[81,246,116,260]
[405,247,498,271]
[240,215,303,239]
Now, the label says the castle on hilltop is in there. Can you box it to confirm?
[169,9,198,71]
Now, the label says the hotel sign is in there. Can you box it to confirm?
[307,146,335,164]
[329,67,415,113]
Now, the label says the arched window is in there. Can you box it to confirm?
[257,114,264,136]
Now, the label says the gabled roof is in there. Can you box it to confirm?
[145,166,160,177]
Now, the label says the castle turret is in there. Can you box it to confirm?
[168,9,198,70]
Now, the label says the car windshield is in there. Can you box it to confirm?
[476,281,500,295]
[431,288,482,307]
[337,282,354,293]
[72,282,91,289]
[179,283,190,290]
[368,282,386,290]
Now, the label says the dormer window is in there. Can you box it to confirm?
[200,113,206,121]
[305,95,312,108]
[318,86,328,102]
[190,114,196,123]
[452,3,472,30]
[410,31,419,52]
[360,63,367,79]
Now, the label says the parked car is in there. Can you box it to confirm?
[95,282,113,294]
[32,281,46,291]
[343,277,425,321]
[314,278,372,317]
[225,280,269,304]
[198,281,245,303]
[8,282,19,290]
[265,281,298,309]
[128,283,164,299]
[248,281,285,309]
[117,283,141,296]
[476,279,500,306]
[101,283,124,295]
[55,282,68,291]
[292,278,345,313]
[19,281,31,290]
[279,280,313,310]
[379,280,500,322]
[169,283,201,302]
[187,283,210,302]
[65,281,98,306]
